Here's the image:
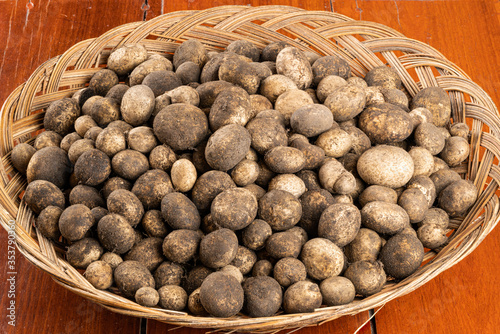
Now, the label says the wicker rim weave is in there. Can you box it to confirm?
[1,5,500,332]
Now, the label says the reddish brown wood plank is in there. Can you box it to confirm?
[147,0,332,18]
[147,314,371,334]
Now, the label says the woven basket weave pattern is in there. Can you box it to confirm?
[1,5,499,331]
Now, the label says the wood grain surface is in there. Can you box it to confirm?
[0,1,499,333]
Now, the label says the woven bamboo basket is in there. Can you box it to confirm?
[1,5,499,332]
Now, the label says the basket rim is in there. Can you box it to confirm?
[1,5,500,332]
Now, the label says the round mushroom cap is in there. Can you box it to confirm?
[357,145,414,188]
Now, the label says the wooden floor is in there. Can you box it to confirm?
[0,0,499,333]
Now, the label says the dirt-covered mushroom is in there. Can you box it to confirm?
[358,103,412,144]
[357,145,414,188]
[107,44,148,76]
[364,66,402,90]
[259,190,302,231]
[44,98,81,136]
[27,147,72,188]
[411,87,451,127]
[276,47,313,89]
[205,124,251,171]
[154,103,208,151]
